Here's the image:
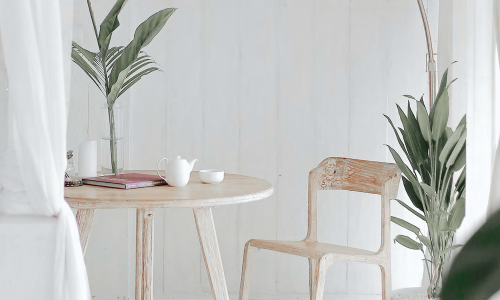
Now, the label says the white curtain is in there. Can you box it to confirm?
[0,0,90,299]
[437,0,500,296]
[437,0,500,242]
[488,0,500,217]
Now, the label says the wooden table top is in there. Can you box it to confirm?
[65,171,273,209]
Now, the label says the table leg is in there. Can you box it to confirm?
[136,208,155,300]
[193,207,230,300]
[76,209,95,256]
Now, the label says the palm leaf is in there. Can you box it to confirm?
[418,235,431,250]
[386,145,419,187]
[106,46,124,61]
[72,41,96,62]
[126,54,156,77]
[455,167,466,198]
[107,65,131,104]
[445,127,453,139]
[393,199,425,220]
[420,182,436,199]
[446,129,466,168]
[109,8,176,88]
[394,235,423,250]
[112,51,157,76]
[397,104,426,165]
[384,115,410,158]
[430,63,455,124]
[435,67,450,104]
[439,125,464,166]
[106,47,125,71]
[432,89,450,141]
[448,197,465,230]
[447,78,458,89]
[391,216,421,235]
[92,54,105,78]
[71,44,103,79]
[71,47,105,94]
[439,244,463,256]
[407,102,429,160]
[98,0,128,52]
[117,67,160,98]
[130,53,156,66]
[451,147,466,172]
[457,115,466,129]
[417,101,431,143]
[402,176,424,212]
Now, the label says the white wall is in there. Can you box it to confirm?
[23,0,444,299]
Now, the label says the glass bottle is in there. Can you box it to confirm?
[66,150,76,180]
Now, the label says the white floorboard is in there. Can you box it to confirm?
[111,294,382,300]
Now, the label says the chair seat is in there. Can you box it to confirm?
[248,239,383,263]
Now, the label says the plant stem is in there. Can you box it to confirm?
[86,0,110,93]
[421,249,432,283]
[86,0,99,43]
[428,260,442,298]
[108,105,118,174]
[103,58,110,94]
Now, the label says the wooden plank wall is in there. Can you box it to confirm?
[66,0,433,299]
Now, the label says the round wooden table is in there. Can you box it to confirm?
[65,171,273,300]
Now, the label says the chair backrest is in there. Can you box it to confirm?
[312,157,400,195]
[305,157,401,253]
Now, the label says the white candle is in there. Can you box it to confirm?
[78,140,97,178]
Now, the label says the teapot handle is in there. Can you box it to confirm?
[157,158,169,182]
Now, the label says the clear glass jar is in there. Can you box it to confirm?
[65,150,75,180]
[101,102,124,175]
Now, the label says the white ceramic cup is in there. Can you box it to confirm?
[199,169,224,184]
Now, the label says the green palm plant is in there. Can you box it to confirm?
[385,66,466,299]
[71,0,176,174]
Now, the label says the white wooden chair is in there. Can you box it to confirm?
[238,157,401,300]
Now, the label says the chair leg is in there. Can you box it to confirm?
[309,257,330,300]
[239,242,259,300]
[379,263,391,300]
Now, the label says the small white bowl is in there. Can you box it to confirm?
[199,169,224,184]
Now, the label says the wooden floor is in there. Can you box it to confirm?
[143,294,383,300]
[151,295,383,300]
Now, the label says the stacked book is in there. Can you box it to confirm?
[82,173,166,189]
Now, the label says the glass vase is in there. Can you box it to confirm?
[101,102,124,175]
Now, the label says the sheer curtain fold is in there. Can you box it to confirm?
[0,0,90,299]
[438,0,500,243]
[488,0,500,216]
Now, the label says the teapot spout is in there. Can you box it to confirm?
[188,159,199,172]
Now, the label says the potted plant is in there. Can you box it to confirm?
[71,0,176,174]
[386,67,466,299]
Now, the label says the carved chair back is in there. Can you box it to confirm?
[305,157,401,253]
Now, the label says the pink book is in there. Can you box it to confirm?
[82,173,167,189]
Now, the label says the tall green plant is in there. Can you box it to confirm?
[71,0,176,174]
[385,66,466,299]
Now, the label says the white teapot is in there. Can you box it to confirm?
[157,156,198,187]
